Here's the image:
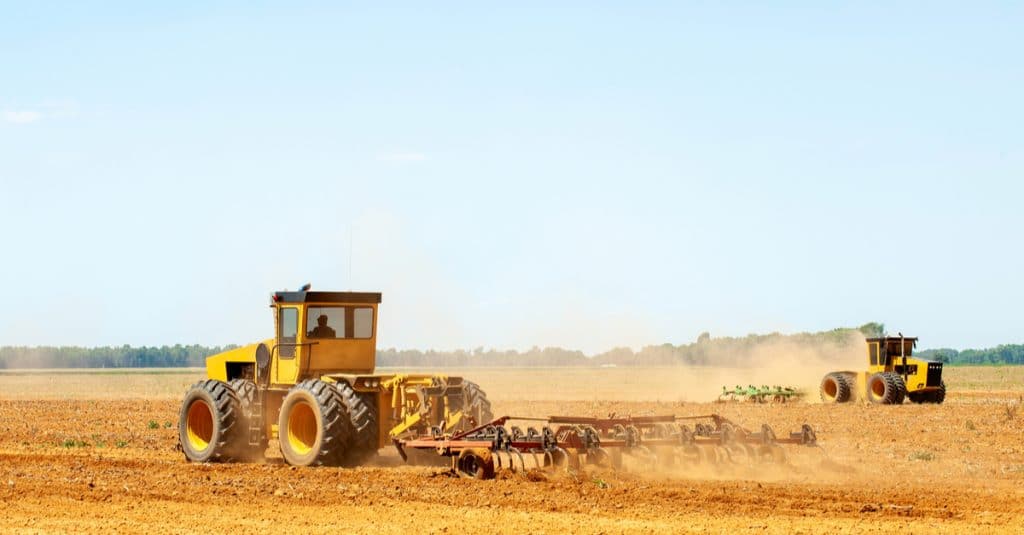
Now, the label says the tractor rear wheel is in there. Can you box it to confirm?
[333,381,379,466]
[228,378,267,461]
[178,379,245,462]
[867,372,905,404]
[278,379,353,467]
[820,373,852,403]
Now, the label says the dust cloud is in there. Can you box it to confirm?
[466,331,867,404]
[670,330,867,402]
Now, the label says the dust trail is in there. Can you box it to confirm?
[464,332,866,403]
[672,330,867,402]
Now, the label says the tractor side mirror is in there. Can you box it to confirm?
[255,343,271,385]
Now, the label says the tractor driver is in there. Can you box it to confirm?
[308,314,337,338]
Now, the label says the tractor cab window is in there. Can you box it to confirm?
[304,306,374,339]
[306,307,347,339]
[279,307,298,358]
[886,340,911,357]
[353,307,373,338]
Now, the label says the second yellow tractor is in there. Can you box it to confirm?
[820,334,946,405]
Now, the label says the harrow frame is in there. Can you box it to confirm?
[396,413,818,479]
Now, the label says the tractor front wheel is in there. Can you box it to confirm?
[931,380,947,404]
[278,379,353,466]
[909,380,946,404]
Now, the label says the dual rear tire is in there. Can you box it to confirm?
[867,372,906,404]
[820,373,853,403]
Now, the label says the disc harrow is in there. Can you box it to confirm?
[396,414,818,480]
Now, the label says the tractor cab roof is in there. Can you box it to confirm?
[866,336,918,343]
[271,291,382,305]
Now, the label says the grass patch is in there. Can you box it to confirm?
[1004,400,1020,422]
[147,420,160,429]
[908,451,934,461]
[61,438,89,448]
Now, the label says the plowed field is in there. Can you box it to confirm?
[1,367,1022,533]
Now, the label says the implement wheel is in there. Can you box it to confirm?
[178,379,244,462]
[333,381,379,466]
[867,372,905,404]
[456,449,494,479]
[820,372,852,403]
[278,379,353,466]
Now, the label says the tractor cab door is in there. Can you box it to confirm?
[867,340,884,371]
[273,305,304,385]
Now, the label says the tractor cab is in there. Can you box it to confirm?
[270,290,381,384]
[866,336,917,368]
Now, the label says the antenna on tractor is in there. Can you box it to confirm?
[348,225,354,290]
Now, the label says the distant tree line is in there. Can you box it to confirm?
[1,323,1020,368]
[916,346,1024,365]
[0,344,237,369]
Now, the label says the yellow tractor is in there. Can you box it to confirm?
[178,286,492,466]
[820,334,945,405]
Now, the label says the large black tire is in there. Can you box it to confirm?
[910,380,946,404]
[931,380,947,404]
[867,372,905,404]
[463,380,493,426]
[907,390,928,403]
[278,379,353,467]
[178,379,245,462]
[333,381,378,466]
[820,372,852,403]
[228,378,267,461]
[888,373,907,404]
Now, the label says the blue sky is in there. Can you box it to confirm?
[1,2,1021,352]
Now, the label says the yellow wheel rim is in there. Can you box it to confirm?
[822,378,837,401]
[871,378,886,399]
[186,400,214,451]
[287,401,318,455]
